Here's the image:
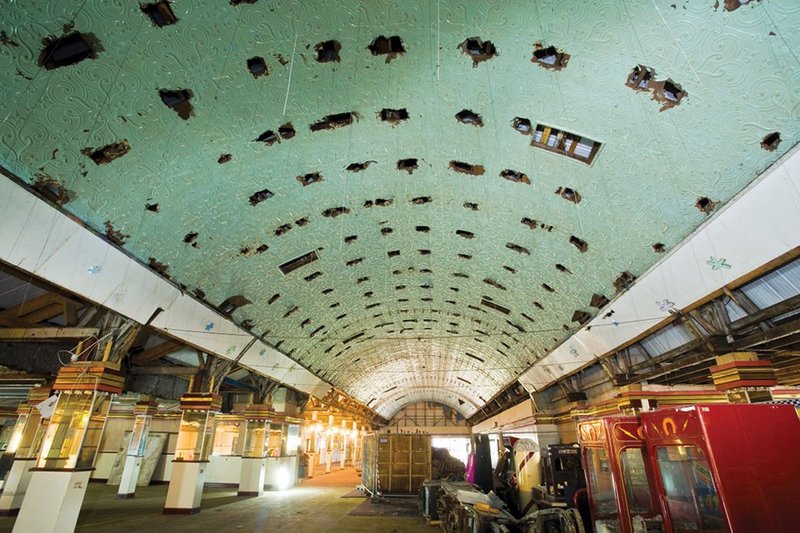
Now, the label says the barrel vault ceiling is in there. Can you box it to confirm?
[0,0,798,418]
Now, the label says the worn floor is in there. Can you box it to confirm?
[0,468,434,533]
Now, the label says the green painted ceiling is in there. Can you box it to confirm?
[1,0,798,417]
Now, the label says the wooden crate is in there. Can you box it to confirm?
[376,434,431,494]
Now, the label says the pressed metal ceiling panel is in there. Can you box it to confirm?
[0,0,798,417]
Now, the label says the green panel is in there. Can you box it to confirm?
[0,0,798,416]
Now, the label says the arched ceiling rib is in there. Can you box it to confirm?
[0,0,798,416]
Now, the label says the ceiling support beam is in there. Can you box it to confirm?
[0,327,99,341]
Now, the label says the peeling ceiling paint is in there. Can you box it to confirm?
[0,0,798,417]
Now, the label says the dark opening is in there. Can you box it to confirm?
[532,45,569,70]
[247,56,268,78]
[456,230,474,239]
[484,278,507,291]
[652,243,665,253]
[346,161,374,172]
[283,306,298,318]
[381,227,393,236]
[695,196,718,215]
[464,202,479,211]
[556,186,581,203]
[141,1,178,27]
[310,112,357,131]
[613,271,636,293]
[158,89,193,120]
[415,225,430,232]
[480,298,510,314]
[304,271,322,282]
[278,122,295,139]
[217,295,251,315]
[541,283,555,293]
[254,130,279,145]
[533,301,544,310]
[183,231,199,247]
[458,253,472,260]
[626,65,653,91]
[274,223,292,236]
[248,188,273,206]
[314,40,341,62]
[459,37,497,66]
[357,276,370,284]
[145,202,159,212]
[230,0,258,4]
[418,249,431,255]
[367,35,405,62]
[344,235,358,244]
[295,217,309,227]
[82,140,130,165]
[268,293,280,305]
[375,198,392,207]
[297,172,323,186]
[512,117,532,134]
[572,310,591,325]
[590,293,609,308]
[148,257,170,277]
[278,250,319,274]
[412,196,432,205]
[104,221,128,246]
[218,153,232,164]
[397,158,418,173]
[455,109,483,127]
[380,108,409,123]
[449,161,485,175]
[569,236,588,253]
[322,206,350,217]
[387,250,400,257]
[453,272,469,278]
[39,32,99,70]
[500,169,530,185]
[761,132,781,151]
[506,242,530,255]
[555,263,571,273]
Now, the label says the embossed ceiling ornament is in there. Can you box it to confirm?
[0,0,798,418]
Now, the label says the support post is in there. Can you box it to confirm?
[117,400,158,498]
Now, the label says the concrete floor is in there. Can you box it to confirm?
[0,468,433,533]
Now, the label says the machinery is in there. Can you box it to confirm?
[539,443,585,508]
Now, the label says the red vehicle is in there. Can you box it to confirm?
[641,404,800,533]
[578,415,664,533]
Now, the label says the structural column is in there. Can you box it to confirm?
[117,399,159,498]
[0,386,51,516]
[163,393,221,514]
[237,404,273,496]
[13,361,121,533]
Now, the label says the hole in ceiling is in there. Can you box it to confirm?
[506,321,525,332]
[322,206,350,217]
[303,271,322,281]
[368,35,405,62]
[500,169,530,185]
[590,293,609,309]
[420,268,432,273]
[506,242,530,255]
[278,250,319,274]
[453,272,469,278]
[145,202,159,212]
[310,112,357,132]
[415,225,430,233]
[397,158,418,173]
[246,56,268,78]
[218,295,251,315]
[335,313,347,320]
[268,293,280,304]
[380,108,409,124]
[457,376,472,385]
[484,278,507,291]
[521,217,553,231]
[297,172,323,186]
[329,302,340,308]
[533,301,544,310]
[464,202,479,211]
[395,285,406,290]
[254,129,279,145]
[449,161,485,175]
[240,319,254,331]
[346,161,374,172]
[344,235,357,244]
[761,132,781,152]
[556,186,581,203]
[239,243,268,257]
[217,153,232,164]
[343,332,365,344]
[295,217,309,227]
[512,117,532,135]
[322,288,334,294]
[248,188,274,206]
[283,306,298,319]
[503,265,517,274]
[82,140,131,165]
[652,243,666,253]
[695,196,718,215]
[365,302,380,309]
[314,40,341,63]
[104,221,128,246]
[569,236,588,253]
[450,287,459,292]
[183,231,200,248]
[459,37,497,66]
[532,124,601,164]
[412,196,432,205]
[481,298,510,314]
[274,223,292,236]
[626,64,654,91]
[542,283,555,293]
[572,310,591,325]
[346,257,364,267]
[278,122,295,139]
[357,276,370,284]
[381,227,393,236]
[532,43,570,70]
[39,32,101,70]
[455,109,483,127]
[158,89,193,120]
[141,1,178,27]
[33,175,72,206]
[456,230,474,239]
[555,263,571,274]
[148,257,170,278]
[230,0,258,5]
[387,250,400,257]
[300,318,310,328]
[651,79,685,111]
[613,271,636,293]
[521,312,535,323]
[458,253,472,260]
[309,325,325,337]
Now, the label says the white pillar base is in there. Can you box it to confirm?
[325,451,332,474]
[307,452,316,478]
[163,461,207,514]
[117,455,142,499]
[237,457,266,496]
[13,469,92,533]
[0,459,37,516]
